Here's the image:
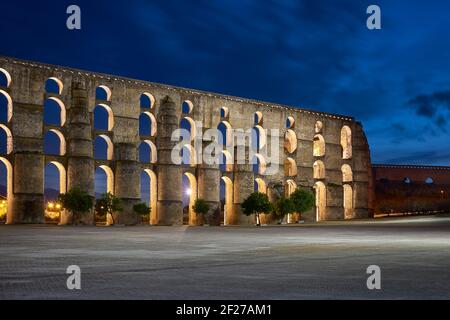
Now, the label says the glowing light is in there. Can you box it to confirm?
[186,188,192,196]
[48,202,54,209]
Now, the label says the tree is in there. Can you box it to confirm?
[290,188,315,221]
[273,196,296,224]
[95,192,123,225]
[59,187,93,225]
[133,202,151,223]
[241,192,273,226]
[193,199,210,217]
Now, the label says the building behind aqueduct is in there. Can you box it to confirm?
[0,56,373,225]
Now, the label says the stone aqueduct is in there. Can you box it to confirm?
[0,56,373,225]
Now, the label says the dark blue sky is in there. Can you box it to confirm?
[1,0,450,165]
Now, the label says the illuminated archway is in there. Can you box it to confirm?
[313,134,325,157]
[45,77,63,95]
[0,157,12,224]
[96,85,112,101]
[341,164,353,182]
[93,104,114,131]
[183,172,197,225]
[220,106,229,118]
[139,140,157,163]
[220,176,233,225]
[94,135,113,160]
[0,89,12,123]
[44,129,66,156]
[44,162,66,223]
[180,116,196,142]
[219,150,233,172]
[0,124,13,154]
[341,126,352,159]
[182,100,194,114]
[313,160,325,179]
[181,144,197,166]
[254,178,267,194]
[254,111,263,125]
[44,97,66,127]
[140,92,155,109]
[314,181,326,221]
[286,116,295,129]
[343,184,354,219]
[284,129,297,153]
[315,121,323,133]
[0,68,12,88]
[252,125,266,151]
[139,111,157,136]
[252,154,266,175]
[142,169,157,225]
[284,157,297,177]
[218,121,232,147]
[285,179,297,224]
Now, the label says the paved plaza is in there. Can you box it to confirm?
[1,216,449,299]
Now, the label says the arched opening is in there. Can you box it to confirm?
[0,68,12,88]
[139,112,157,136]
[0,124,13,154]
[44,129,66,156]
[140,92,155,109]
[314,181,326,222]
[94,135,113,160]
[254,111,263,125]
[404,177,412,184]
[285,179,297,223]
[220,106,229,118]
[181,144,196,166]
[0,89,12,123]
[45,77,63,95]
[141,169,157,225]
[313,160,325,179]
[341,164,353,182]
[44,162,66,223]
[0,157,12,224]
[219,150,233,172]
[252,154,266,175]
[180,117,196,142]
[425,177,434,184]
[93,104,114,131]
[139,140,157,164]
[284,129,297,153]
[44,97,66,127]
[286,116,295,129]
[182,172,197,225]
[313,134,325,157]
[315,121,323,133]
[182,100,194,114]
[254,178,267,194]
[94,165,114,224]
[96,85,112,101]
[284,157,297,176]
[218,121,232,147]
[251,125,266,151]
[343,184,354,220]
[341,126,352,159]
[220,176,233,225]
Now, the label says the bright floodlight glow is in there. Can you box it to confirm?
[186,188,192,196]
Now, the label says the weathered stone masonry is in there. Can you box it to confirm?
[0,56,373,225]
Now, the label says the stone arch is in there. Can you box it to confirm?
[45,77,63,95]
[218,120,232,147]
[44,97,66,127]
[220,106,229,118]
[315,120,323,133]
[343,184,354,219]
[341,164,353,182]
[254,111,263,125]
[94,134,113,160]
[313,134,325,157]
[0,68,12,88]
[284,157,297,177]
[254,178,267,193]
[97,165,114,194]
[139,111,157,136]
[0,124,13,154]
[314,181,326,221]
[252,154,266,175]
[48,161,67,194]
[181,144,197,166]
[180,116,196,142]
[0,157,13,224]
[183,172,197,225]
[341,125,352,159]
[219,150,233,172]
[285,179,297,223]
[140,92,155,109]
[286,116,295,129]
[96,85,112,101]
[44,129,66,156]
[142,169,157,225]
[221,176,233,225]
[0,89,12,123]
[93,104,114,131]
[182,100,194,114]
[313,160,325,179]
[139,140,157,164]
[284,129,297,153]
[252,125,266,151]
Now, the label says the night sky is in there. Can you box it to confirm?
[1,0,450,199]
